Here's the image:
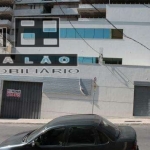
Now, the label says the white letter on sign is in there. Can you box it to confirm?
[3,57,14,64]
[59,56,70,64]
[25,57,33,64]
[41,56,52,64]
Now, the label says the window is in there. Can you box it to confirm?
[111,29,123,39]
[66,28,76,38]
[43,28,56,32]
[85,29,94,38]
[100,118,120,140]
[103,58,122,65]
[96,130,109,144]
[104,29,111,39]
[60,28,67,38]
[78,57,98,64]
[94,29,104,39]
[29,5,35,9]
[35,127,65,146]
[76,28,84,38]
[23,28,123,40]
[67,126,96,146]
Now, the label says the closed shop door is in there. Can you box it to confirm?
[1,81,43,119]
[133,86,150,116]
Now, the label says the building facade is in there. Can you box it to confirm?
[12,0,150,66]
[0,0,150,119]
[0,64,150,119]
[0,0,13,53]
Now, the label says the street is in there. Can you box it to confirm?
[0,124,149,150]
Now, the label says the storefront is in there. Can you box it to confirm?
[0,64,150,119]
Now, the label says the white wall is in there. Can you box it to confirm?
[107,4,150,22]
[0,64,150,118]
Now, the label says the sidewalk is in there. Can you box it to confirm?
[0,118,150,125]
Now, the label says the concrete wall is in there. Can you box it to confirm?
[38,64,150,118]
[0,64,150,118]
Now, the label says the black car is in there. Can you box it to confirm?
[0,114,139,150]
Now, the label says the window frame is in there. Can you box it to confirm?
[103,58,122,65]
[111,29,123,39]
[32,126,67,148]
[65,125,99,147]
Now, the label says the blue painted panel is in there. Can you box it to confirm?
[85,29,94,38]
[23,28,114,39]
[78,57,96,64]
[43,28,56,32]
[104,29,111,39]
[66,28,76,38]
[60,28,67,38]
[82,57,93,64]
[94,29,104,39]
[76,28,85,38]
[23,33,34,39]
[78,57,84,63]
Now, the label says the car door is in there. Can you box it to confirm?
[25,127,66,150]
[64,125,107,150]
[95,128,115,150]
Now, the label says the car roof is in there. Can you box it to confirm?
[46,114,102,128]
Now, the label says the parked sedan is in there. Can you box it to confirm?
[0,114,139,150]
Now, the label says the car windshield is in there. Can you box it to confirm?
[27,123,48,142]
[100,117,120,140]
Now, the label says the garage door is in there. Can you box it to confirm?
[133,86,150,116]
[1,81,43,119]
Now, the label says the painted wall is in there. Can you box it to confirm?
[14,20,150,66]
[0,64,150,118]
[107,4,150,22]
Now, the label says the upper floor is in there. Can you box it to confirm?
[13,2,150,22]
[15,0,149,4]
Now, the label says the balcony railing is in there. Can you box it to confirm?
[78,4,106,18]
[0,0,14,5]
[15,0,80,4]
[51,7,78,15]
[0,20,11,28]
[0,7,13,16]
[14,9,41,16]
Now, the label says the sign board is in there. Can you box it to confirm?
[15,17,59,47]
[7,89,21,98]
[0,54,77,66]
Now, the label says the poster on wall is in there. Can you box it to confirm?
[6,89,21,98]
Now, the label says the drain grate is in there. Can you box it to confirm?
[124,121,142,122]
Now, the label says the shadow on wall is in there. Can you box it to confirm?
[41,79,100,116]
[42,78,93,101]
[106,65,133,87]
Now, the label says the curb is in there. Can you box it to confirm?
[0,119,149,125]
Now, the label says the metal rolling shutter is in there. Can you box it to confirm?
[133,86,150,116]
[1,81,43,119]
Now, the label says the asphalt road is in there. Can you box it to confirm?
[0,124,149,150]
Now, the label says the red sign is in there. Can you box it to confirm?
[7,89,21,98]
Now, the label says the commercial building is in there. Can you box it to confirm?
[0,0,150,119]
